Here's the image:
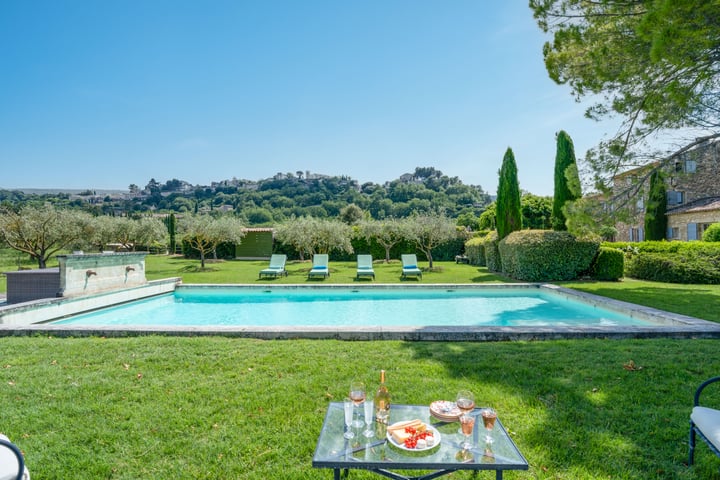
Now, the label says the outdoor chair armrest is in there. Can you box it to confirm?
[694,376,720,406]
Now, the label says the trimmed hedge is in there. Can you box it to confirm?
[624,250,720,284]
[589,247,624,281]
[464,236,486,266]
[604,240,720,284]
[604,240,720,255]
[483,231,502,272]
[703,223,720,242]
[499,230,599,282]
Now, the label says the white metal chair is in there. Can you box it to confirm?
[0,434,30,480]
[689,376,720,468]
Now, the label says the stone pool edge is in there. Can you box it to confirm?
[0,282,719,341]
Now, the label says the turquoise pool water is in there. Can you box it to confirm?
[51,286,653,327]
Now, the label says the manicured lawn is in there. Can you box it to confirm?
[2,337,719,479]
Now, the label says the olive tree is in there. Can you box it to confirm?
[109,216,168,251]
[0,204,94,268]
[274,216,316,261]
[356,218,405,263]
[181,215,246,269]
[275,216,353,259]
[401,212,457,269]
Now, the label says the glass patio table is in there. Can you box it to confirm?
[313,403,528,480]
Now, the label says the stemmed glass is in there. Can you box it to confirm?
[363,399,375,437]
[459,413,475,450]
[343,398,355,439]
[349,380,366,428]
[481,408,497,444]
[456,390,475,434]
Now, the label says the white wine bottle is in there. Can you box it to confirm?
[374,369,391,425]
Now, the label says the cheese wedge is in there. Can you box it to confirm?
[387,419,423,432]
[392,429,413,444]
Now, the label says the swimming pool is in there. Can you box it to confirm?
[3,283,719,341]
[52,285,654,327]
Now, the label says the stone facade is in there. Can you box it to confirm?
[612,138,720,242]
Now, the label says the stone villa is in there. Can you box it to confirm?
[612,137,720,242]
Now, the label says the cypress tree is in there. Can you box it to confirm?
[167,213,177,254]
[551,130,582,230]
[644,170,667,240]
[496,147,522,239]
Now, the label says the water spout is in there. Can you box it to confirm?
[86,270,97,277]
[125,266,135,272]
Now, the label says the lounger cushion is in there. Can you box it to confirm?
[404,265,417,270]
[692,406,720,451]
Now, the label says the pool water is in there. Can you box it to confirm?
[51,287,653,327]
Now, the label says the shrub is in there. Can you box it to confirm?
[590,247,624,281]
[483,231,502,272]
[703,223,720,242]
[498,230,599,282]
[464,237,486,266]
[603,240,720,256]
[625,250,720,284]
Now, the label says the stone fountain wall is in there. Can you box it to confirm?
[57,252,147,297]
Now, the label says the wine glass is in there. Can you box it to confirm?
[481,408,497,444]
[456,390,475,433]
[343,398,355,439]
[349,380,366,428]
[456,390,475,414]
[363,398,375,438]
[459,413,475,450]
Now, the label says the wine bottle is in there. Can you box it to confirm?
[374,369,391,425]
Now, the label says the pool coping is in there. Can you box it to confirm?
[1,282,719,341]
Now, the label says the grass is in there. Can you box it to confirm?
[143,255,513,285]
[3,251,720,478]
[2,337,720,479]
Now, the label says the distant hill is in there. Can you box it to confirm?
[9,188,126,195]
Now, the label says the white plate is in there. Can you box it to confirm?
[386,425,441,452]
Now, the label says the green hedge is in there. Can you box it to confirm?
[604,240,720,284]
[464,237,486,266]
[703,223,720,242]
[603,240,720,256]
[483,231,501,272]
[499,230,599,282]
[589,247,624,281]
[625,250,720,284]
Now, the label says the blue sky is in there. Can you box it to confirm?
[0,1,620,196]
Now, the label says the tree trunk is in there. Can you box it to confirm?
[38,256,47,269]
[200,251,206,269]
[385,247,391,263]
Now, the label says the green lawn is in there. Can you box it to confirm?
[3,252,720,478]
[2,337,719,479]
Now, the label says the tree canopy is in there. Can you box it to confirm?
[531,0,720,188]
